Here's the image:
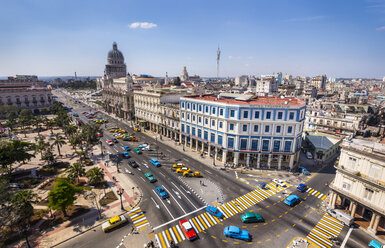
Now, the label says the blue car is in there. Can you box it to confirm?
[298,166,310,175]
[206,206,224,218]
[122,151,130,158]
[123,146,131,151]
[284,195,300,207]
[297,183,308,192]
[72,113,79,117]
[155,186,169,199]
[259,182,267,189]
[369,240,383,248]
[150,158,161,167]
[224,226,251,241]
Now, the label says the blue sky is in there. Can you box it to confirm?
[0,0,385,78]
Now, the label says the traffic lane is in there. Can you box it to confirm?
[343,226,372,248]
[307,159,336,194]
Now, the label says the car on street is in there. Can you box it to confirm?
[102,215,127,232]
[179,219,198,241]
[129,160,138,168]
[112,138,118,143]
[306,152,313,159]
[106,140,113,146]
[155,186,169,199]
[183,171,200,177]
[123,146,131,151]
[369,240,384,248]
[241,212,264,223]
[223,226,251,241]
[284,195,300,207]
[72,113,79,117]
[97,132,103,137]
[82,111,88,114]
[139,143,149,149]
[172,162,184,169]
[206,206,224,218]
[134,148,142,154]
[150,158,161,167]
[297,183,308,192]
[122,151,130,158]
[272,178,287,187]
[259,182,267,189]
[144,173,157,183]
[176,167,190,173]
[297,166,310,175]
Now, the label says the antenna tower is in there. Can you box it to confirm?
[216,45,221,80]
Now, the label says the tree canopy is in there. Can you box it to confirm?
[48,177,82,217]
[0,140,35,175]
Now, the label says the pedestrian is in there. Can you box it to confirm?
[200,180,202,185]
[276,183,278,188]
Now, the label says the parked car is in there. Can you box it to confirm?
[106,140,113,146]
[272,178,287,187]
[306,152,313,159]
[172,162,184,169]
[369,240,384,248]
[122,151,130,158]
[206,206,224,218]
[176,167,190,173]
[180,219,198,241]
[155,186,169,199]
[259,182,267,189]
[72,113,79,117]
[298,166,310,175]
[123,146,131,151]
[283,195,300,207]
[327,209,354,226]
[150,158,161,167]
[134,148,142,154]
[129,160,138,168]
[223,226,251,241]
[112,138,118,143]
[297,183,308,192]
[183,171,200,177]
[144,173,157,183]
[241,212,264,223]
[102,215,127,232]
[97,132,103,137]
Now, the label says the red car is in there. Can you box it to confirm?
[179,219,197,241]
[97,132,103,137]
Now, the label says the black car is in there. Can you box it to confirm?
[129,160,139,168]
[112,138,118,143]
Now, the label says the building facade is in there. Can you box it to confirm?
[311,75,327,90]
[255,76,278,95]
[329,138,385,237]
[180,93,306,170]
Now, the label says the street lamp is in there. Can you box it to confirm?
[117,188,125,210]
[116,160,120,173]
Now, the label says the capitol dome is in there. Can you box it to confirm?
[107,42,124,64]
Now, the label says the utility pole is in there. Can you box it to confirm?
[217,45,221,80]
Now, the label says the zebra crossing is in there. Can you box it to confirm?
[306,187,327,201]
[127,207,149,230]
[306,214,344,248]
[155,182,285,248]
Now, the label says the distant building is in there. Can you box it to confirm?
[181,66,189,81]
[255,75,278,95]
[311,75,327,90]
[383,76,385,82]
[132,74,164,85]
[234,75,249,87]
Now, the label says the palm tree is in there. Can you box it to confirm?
[86,167,105,185]
[69,133,82,152]
[51,133,66,156]
[76,151,88,163]
[35,134,50,157]
[63,124,77,139]
[68,162,85,183]
[44,118,55,134]
[33,115,44,134]
[5,111,18,136]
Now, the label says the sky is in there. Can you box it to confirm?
[0,0,385,78]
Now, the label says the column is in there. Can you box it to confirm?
[215,147,218,161]
[223,150,227,163]
[278,155,283,170]
[184,136,188,148]
[208,144,211,157]
[234,152,239,166]
[196,139,199,151]
[179,134,182,144]
[190,137,193,149]
[329,192,337,209]
[246,153,250,167]
[370,215,381,235]
[289,155,295,170]
[369,214,377,230]
[257,154,261,168]
[350,202,357,218]
[202,142,205,155]
[268,154,272,169]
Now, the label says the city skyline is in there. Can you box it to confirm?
[1,0,385,78]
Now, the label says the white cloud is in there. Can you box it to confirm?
[376,26,385,31]
[129,22,157,29]
[287,16,325,22]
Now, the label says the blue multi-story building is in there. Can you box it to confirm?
[179,93,306,170]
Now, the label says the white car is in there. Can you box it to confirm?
[102,215,127,232]
[106,140,113,146]
[272,178,287,187]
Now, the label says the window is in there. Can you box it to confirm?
[276,126,281,133]
[251,140,258,151]
[187,114,190,120]
[212,120,215,126]
[284,141,292,152]
[192,127,196,136]
[219,109,224,116]
[262,140,269,151]
[219,121,223,128]
[198,129,202,138]
[181,124,185,132]
[273,140,280,152]
[210,133,215,143]
[342,181,351,192]
[230,123,234,131]
[243,111,249,119]
[289,112,295,120]
[204,131,208,140]
[205,106,209,113]
[254,111,260,119]
[198,105,202,111]
[212,107,216,115]
[182,113,184,119]
[186,125,190,134]
[240,139,247,150]
[243,125,247,132]
[363,188,374,201]
[205,118,208,125]
[265,125,270,133]
[288,126,293,134]
[198,116,202,123]
[369,164,381,180]
[266,111,271,119]
[277,112,283,120]
[228,137,234,149]
[192,115,195,121]
[230,110,235,117]
[348,157,357,170]
[187,103,190,109]
[181,102,185,108]
[192,104,196,111]
[253,125,259,132]
[218,135,223,145]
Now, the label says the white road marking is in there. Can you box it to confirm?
[175,225,185,241]
[137,168,141,171]
[152,189,174,219]
[162,185,187,214]
[169,227,178,244]
[140,177,145,182]
[151,197,160,209]
[161,231,169,248]
[235,171,238,178]
[144,163,149,168]
[171,182,197,209]
[159,172,166,177]
[179,185,191,194]
[204,170,212,174]
[152,206,207,230]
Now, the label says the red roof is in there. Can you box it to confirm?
[183,95,305,106]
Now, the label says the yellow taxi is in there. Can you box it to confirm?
[102,215,127,232]
[183,171,201,177]
[176,167,190,173]
[172,162,184,169]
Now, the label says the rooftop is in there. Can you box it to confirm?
[342,137,385,156]
[183,94,305,106]
[307,135,341,150]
